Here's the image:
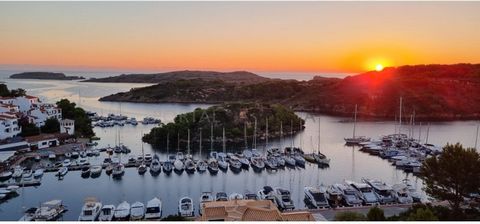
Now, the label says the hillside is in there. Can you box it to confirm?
[10,72,85,80]
[100,64,480,121]
[83,70,269,84]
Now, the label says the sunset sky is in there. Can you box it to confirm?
[1,2,480,74]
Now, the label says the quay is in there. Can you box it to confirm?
[0,179,41,188]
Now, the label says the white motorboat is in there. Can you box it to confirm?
[78,197,102,221]
[401,179,422,202]
[392,184,414,204]
[229,157,242,172]
[215,192,228,201]
[250,157,265,171]
[48,153,56,160]
[228,193,244,200]
[362,178,395,204]
[326,185,343,207]
[185,159,196,174]
[99,205,115,221]
[33,200,65,221]
[274,187,295,210]
[275,156,286,167]
[145,197,162,220]
[257,186,275,202]
[22,169,33,181]
[81,166,91,177]
[6,185,20,194]
[114,201,130,221]
[178,197,194,217]
[244,191,258,200]
[238,156,250,169]
[293,154,306,167]
[0,171,13,181]
[90,165,102,177]
[138,163,148,175]
[332,183,363,207]
[284,155,296,167]
[163,161,173,173]
[71,152,79,159]
[57,167,68,177]
[196,160,207,172]
[150,158,162,175]
[217,156,228,171]
[347,180,379,205]
[207,158,219,174]
[199,192,214,215]
[304,186,330,208]
[144,154,153,162]
[33,169,44,178]
[265,157,278,170]
[19,207,38,221]
[174,159,184,172]
[62,159,71,167]
[112,163,125,178]
[12,166,24,179]
[130,201,145,221]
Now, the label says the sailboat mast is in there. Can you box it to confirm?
[265,118,269,149]
[244,122,247,149]
[475,122,479,150]
[280,121,283,149]
[318,117,321,153]
[187,129,190,155]
[426,123,430,144]
[290,120,293,149]
[222,127,226,153]
[166,132,169,154]
[210,122,213,151]
[254,117,257,149]
[177,132,180,151]
[199,128,202,156]
[399,97,403,134]
[353,104,357,138]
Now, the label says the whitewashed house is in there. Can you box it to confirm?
[27,104,62,127]
[0,113,21,140]
[25,134,60,150]
[60,119,75,135]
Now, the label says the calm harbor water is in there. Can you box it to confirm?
[0,72,478,220]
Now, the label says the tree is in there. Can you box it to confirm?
[334,211,366,221]
[420,143,480,212]
[21,123,40,137]
[56,99,76,119]
[407,207,439,221]
[367,206,386,221]
[56,99,94,138]
[40,118,60,133]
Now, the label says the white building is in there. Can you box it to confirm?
[0,113,21,140]
[60,119,75,135]
[28,104,62,127]
[25,134,60,150]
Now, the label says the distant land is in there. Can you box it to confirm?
[99,64,480,121]
[10,72,85,80]
[83,70,270,84]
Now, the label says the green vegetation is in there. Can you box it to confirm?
[20,122,40,137]
[143,103,304,149]
[334,211,366,221]
[367,206,386,221]
[56,99,95,138]
[40,117,60,133]
[420,143,480,212]
[0,83,26,97]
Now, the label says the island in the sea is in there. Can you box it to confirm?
[142,103,304,147]
[83,70,269,84]
[99,64,480,121]
[10,72,85,80]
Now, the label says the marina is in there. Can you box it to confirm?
[0,75,478,221]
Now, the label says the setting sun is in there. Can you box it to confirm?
[375,64,384,71]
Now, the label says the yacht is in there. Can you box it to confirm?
[392,183,414,204]
[215,192,228,201]
[228,193,244,200]
[48,153,56,160]
[265,157,278,170]
[90,165,102,178]
[78,198,102,221]
[185,159,196,174]
[128,156,136,164]
[150,157,162,175]
[0,170,12,181]
[332,183,363,207]
[229,157,242,172]
[81,166,91,178]
[244,191,258,200]
[242,149,253,159]
[294,154,306,167]
[250,156,265,171]
[138,163,147,175]
[144,197,162,220]
[347,180,379,205]
[326,185,344,207]
[207,158,219,174]
[114,201,130,221]
[178,197,194,217]
[284,155,296,167]
[99,205,115,221]
[217,156,228,171]
[57,167,68,177]
[144,154,153,163]
[199,192,214,215]
[196,160,207,172]
[174,159,184,173]
[162,161,173,174]
[275,156,286,168]
[238,156,250,169]
[22,169,33,181]
[400,179,422,202]
[257,186,276,202]
[362,178,395,204]
[33,200,66,221]
[130,201,145,221]
[112,163,125,178]
[273,187,295,210]
[71,152,79,159]
[12,166,24,179]
[304,186,330,209]
[105,164,113,175]
[62,159,72,167]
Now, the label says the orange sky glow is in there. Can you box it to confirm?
[1,2,480,74]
